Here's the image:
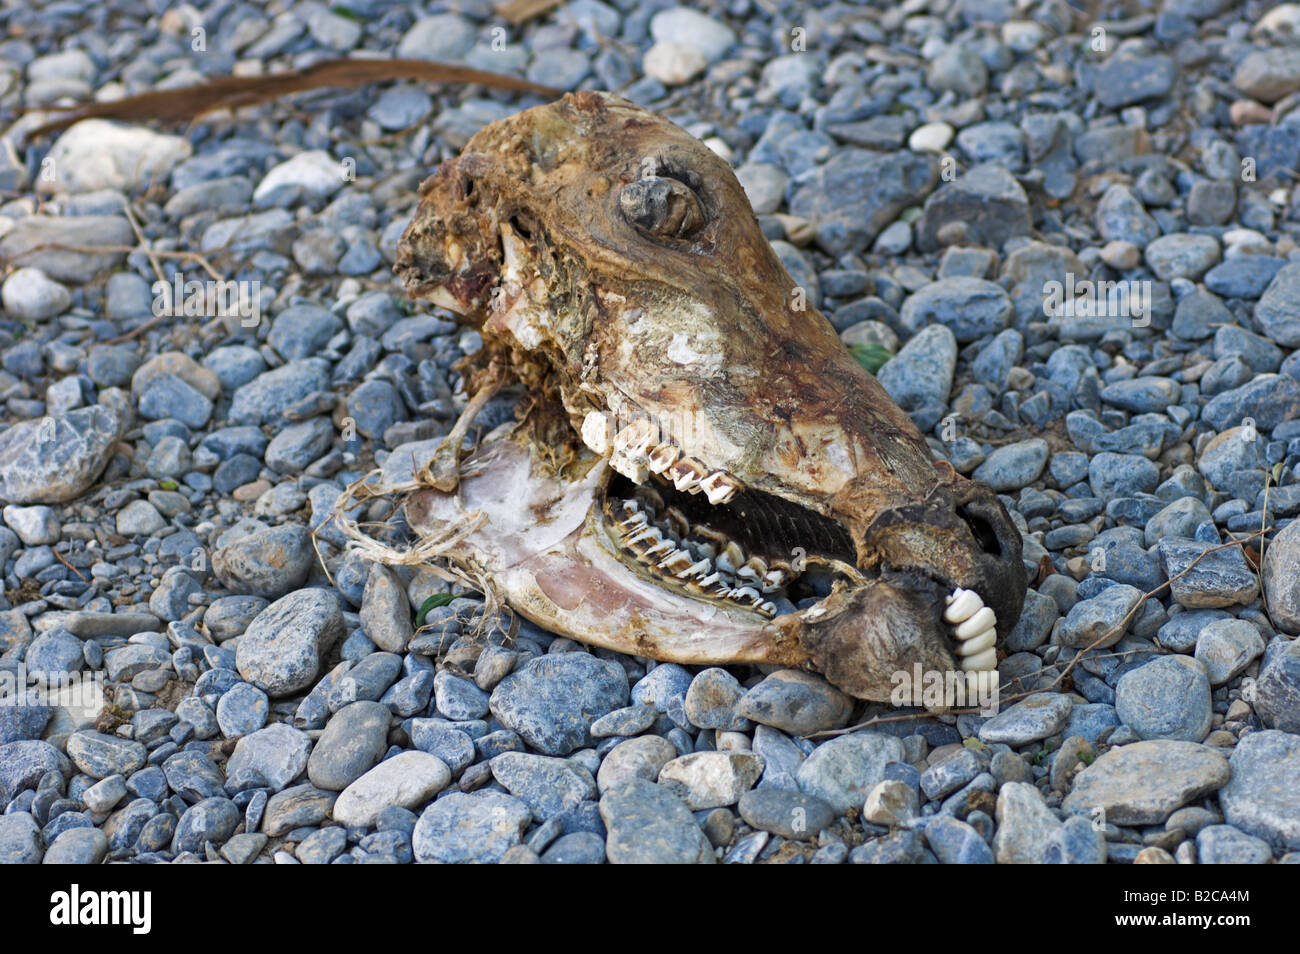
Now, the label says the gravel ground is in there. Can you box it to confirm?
[1,0,1300,865]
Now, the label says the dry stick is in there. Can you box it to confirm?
[27,57,565,136]
[122,202,166,286]
[52,548,87,582]
[0,243,224,280]
[806,526,1276,740]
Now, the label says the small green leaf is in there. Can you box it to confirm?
[416,592,455,627]
[848,343,893,375]
[962,737,988,751]
[158,479,178,490]
[1078,750,1094,766]
[329,4,365,21]
[1272,462,1285,486]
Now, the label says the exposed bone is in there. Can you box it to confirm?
[610,451,649,483]
[421,371,505,493]
[581,410,614,454]
[613,418,658,459]
[647,441,682,474]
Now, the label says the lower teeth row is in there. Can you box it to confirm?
[605,488,794,618]
[944,587,999,672]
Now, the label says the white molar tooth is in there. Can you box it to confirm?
[762,569,788,590]
[647,442,681,474]
[627,526,661,547]
[610,452,648,484]
[669,458,708,492]
[697,572,722,588]
[657,549,692,571]
[699,471,740,505]
[618,513,648,533]
[731,585,760,603]
[954,606,997,640]
[960,647,999,672]
[955,629,997,656]
[581,411,614,455]
[943,588,984,624]
[613,419,657,459]
[677,559,712,579]
[758,601,776,617]
[644,539,675,558]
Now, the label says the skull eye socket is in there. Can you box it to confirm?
[619,175,706,239]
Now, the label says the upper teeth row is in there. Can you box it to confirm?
[583,412,741,505]
[944,587,998,672]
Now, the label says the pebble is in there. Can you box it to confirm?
[1218,730,1300,853]
[1062,740,1230,825]
[333,752,450,828]
[979,694,1074,745]
[596,735,677,793]
[1115,655,1213,742]
[236,589,344,697]
[657,752,763,809]
[413,791,532,864]
[489,653,629,756]
[224,723,312,792]
[306,701,392,792]
[598,779,712,864]
[795,733,905,815]
[490,752,596,821]
[0,405,123,505]
[212,525,317,600]
[734,671,853,737]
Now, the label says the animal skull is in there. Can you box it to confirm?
[395,91,1028,702]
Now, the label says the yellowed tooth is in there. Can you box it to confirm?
[662,506,689,538]
[627,526,661,546]
[955,629,996,656]
[657,549,693,572]
[699,471,740,505]
[716,542,745,574]
[618,513,647,533]
[613,419,657,458]
[669,457,708,492]
[644,539,675,558]
[960,647,998,672]
[954,607,996,640]
[647,441,681,474]
[582,411,614,454]
[677,559,711,579]
[943,588,983,624]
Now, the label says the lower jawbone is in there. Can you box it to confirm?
[405,410,1025,704]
